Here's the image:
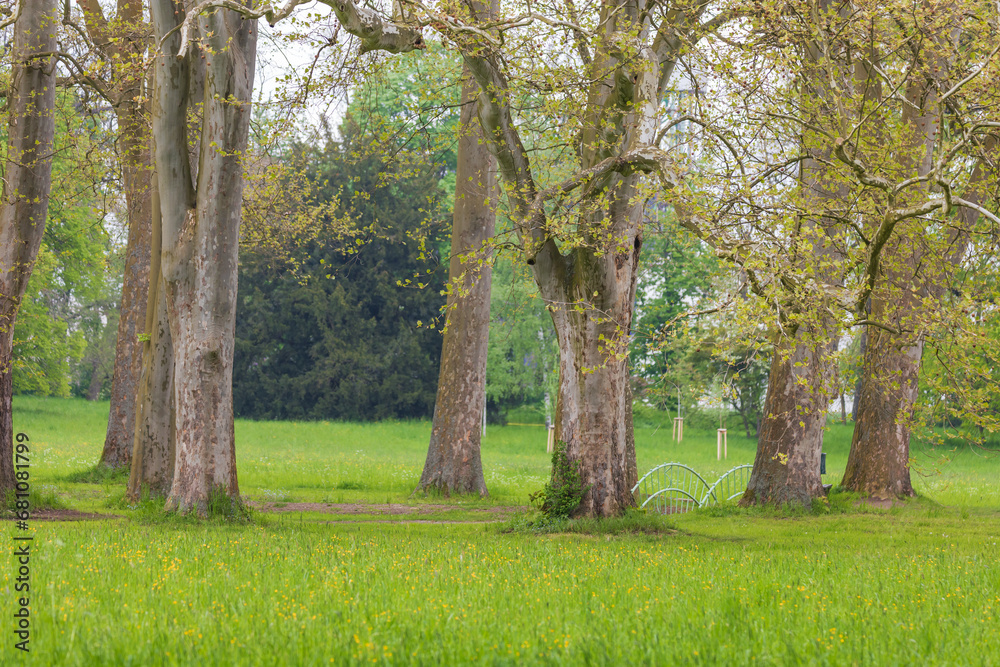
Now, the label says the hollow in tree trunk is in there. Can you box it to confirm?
[416,66,495,497]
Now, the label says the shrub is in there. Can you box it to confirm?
[528,441,590,519]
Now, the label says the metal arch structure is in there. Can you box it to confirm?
[632,463,753,514]
[700,464,753,507]
[631,463,712,515]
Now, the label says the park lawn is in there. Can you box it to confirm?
[3,396,1000,665]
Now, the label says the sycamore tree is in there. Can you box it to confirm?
[183,0,722,515]
[0,0,58,495]
[672,0,1000,503]
[123,0,258,513]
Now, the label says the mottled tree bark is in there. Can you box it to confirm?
[741,334,833,506]
[0,0,58,494]
[537,233,643,516]
[416,67,495,497]
[151,0,256,513]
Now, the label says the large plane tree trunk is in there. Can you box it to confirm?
[151,0,256,513]
[842,65,963,499]
[841,312,919,498]
[456,0,672,517]
[741,334,832,506]
[537,230,641,517]
[0,0,58,494]
[416,66,495,497]
[740,0,846,507]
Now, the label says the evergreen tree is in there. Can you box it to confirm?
[233,121,448,421]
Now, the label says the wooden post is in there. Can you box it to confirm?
[717,428,727,460]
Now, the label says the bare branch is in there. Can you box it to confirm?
[170,0,425,60]
[939,40,1000,105]
[0,0,22,31]
[833,138,893,191]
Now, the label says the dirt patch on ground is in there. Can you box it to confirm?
[318,519,502,525]
[4,509,121,522]
[251,502,522,516]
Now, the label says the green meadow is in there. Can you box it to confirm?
[3,396,1000,665]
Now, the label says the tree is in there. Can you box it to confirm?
[417,51,496,497]
[833,7,1000,499]
[233,122,448,421]
[669,0,1000,505]
[0,0,58,494]
[250,0,698,514]
[129,0,258,513]
[70,0,156,470]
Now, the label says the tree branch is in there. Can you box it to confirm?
[170,0,425,59]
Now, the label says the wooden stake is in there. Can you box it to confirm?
[717,428,727,460]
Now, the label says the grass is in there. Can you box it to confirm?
[2,396,1000,665]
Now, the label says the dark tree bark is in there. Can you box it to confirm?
[416,66,495,497]
[0,0,58,494]
[150,0,256,513]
